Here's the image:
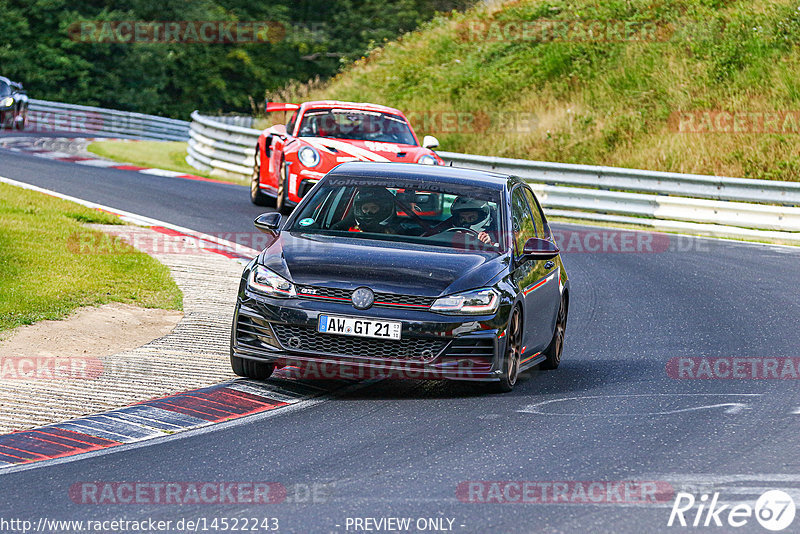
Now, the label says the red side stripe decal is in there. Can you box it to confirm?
[523,273,556,296]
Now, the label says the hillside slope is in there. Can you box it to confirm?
[273,0,800,181]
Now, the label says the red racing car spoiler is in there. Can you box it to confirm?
[265,101,301,112]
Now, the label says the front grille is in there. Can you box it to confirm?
[297,286,351,300]
[236,314,278,349]
[270,323,447,362]
[442,338,495,359]
[296,285,435,309]
[375,293,434,307]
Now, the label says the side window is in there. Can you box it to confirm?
[522,187,547,238]
[286,110,298,136]
[511,187,536,255]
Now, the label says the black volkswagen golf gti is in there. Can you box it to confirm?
[231,162,568,391]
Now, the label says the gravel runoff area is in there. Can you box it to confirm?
[0,225,246,433]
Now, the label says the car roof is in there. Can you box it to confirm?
[326,162,513,191]
[0,76,21,90]
[301,100,405,116]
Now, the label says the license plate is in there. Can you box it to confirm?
[318,315,401,340]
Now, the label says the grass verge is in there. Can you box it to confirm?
[270,0,800,181]
[86,140,248,185]
[0,183,183,333]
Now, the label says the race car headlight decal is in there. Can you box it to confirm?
[0,97,13,108]
[417,154,438,165]
[298,146,321,167]
[431,288,499,315]
[247,265,296,298]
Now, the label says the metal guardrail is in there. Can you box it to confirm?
[439,152,800,234]
[185,113,800,243]
[28,99,189,141]
[438,152,800,207]
[186,111,259,176]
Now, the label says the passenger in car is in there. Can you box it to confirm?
[426,196,499,247]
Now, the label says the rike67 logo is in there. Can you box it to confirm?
[668,490,796,531]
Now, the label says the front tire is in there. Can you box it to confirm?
[540,293,567,370]
[250,147,275,207]
[493,306,522,393]
[14,109,26,130]
[231,354,275,380]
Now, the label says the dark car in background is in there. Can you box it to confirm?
[0,76,28,130]
[231,162,569,392]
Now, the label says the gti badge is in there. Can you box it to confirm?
[351,287,374,310]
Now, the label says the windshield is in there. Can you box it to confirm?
[289,177,505,253]
[0,82,10,97]
[297,108,417,145]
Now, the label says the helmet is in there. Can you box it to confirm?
[354,187,396,229]
[451,196,490,230]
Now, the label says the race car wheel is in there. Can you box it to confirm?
[14,109,27,130]
[540,292,567,370]
[493,306,522,393]
[231,354,275,380]
[250,147,275,207]
[275,158,292,215]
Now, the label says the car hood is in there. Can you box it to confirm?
[259,232,508,297]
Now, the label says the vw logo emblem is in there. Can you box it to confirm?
[351,287,374,310]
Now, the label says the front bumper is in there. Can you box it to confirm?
[231,292,508,382]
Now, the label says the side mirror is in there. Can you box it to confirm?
[522,237,559,260]
[254,212,282,234]
[422,135,439,149]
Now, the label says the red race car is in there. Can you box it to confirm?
[250,100,443,213]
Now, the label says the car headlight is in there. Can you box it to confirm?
[417,154,438,165]
[247,265,296,298]
[298,146,321,167]
[0,97,13,108]
[430,288,499,315]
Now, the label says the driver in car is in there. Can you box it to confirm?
[333,187,400,234]
[428,196,496,245]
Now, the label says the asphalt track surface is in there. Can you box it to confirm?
[1,135,800,533]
